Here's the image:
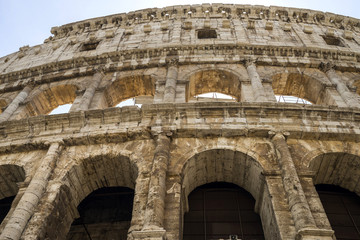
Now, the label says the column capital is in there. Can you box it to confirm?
[268,131,290,140]
[319,62,335,73]
[243,58,257,68]
[166,57,179,67]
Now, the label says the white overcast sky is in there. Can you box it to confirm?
[0,0,359,57]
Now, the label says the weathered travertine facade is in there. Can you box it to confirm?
[0,3,360,240]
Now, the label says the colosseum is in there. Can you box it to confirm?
[0,3,360,240]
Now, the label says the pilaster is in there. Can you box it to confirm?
[0,142,63,240]
[0,85,33,123]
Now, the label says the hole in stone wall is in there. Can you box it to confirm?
[49,104,72,115]
[81,41,100,51]
[322,35,345,47]
[197,29,217,39]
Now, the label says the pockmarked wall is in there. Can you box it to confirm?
[0,3,360,240]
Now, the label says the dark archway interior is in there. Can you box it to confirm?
[0,196,15,224]
[316,184,360,240]
[183,182,264,240]
[66,186,134,240]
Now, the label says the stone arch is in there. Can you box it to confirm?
[24,84,78,116]
[271,72,327,104]
[179,148,280,239]
[104,75,156,107]
[29,153,139,239]
[172,142,272,176]
[308,152,360,196]
[183,66,246,102]
[181,149,264,203]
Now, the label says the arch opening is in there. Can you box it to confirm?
[66,186,134,240]
[316,184,360,239]
[183,182,265,240]
[309,153,360,195]
[24,84,78,116]
[32,154,139,239]
[187,70,241,102]
[0,196,15,224]
[179,149,275,239]
[271,73,325,105]
[0,164,26,227]
[105,75,155,107]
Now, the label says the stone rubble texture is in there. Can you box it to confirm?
[0,3,359,240]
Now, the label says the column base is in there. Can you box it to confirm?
[296,228,334,240]
[130,229,166,240]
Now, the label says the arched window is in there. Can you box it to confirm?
[187,70,241,102]
[316,184,360,239]
[184,182,264,240]
[23,84,77,117]
[271,73,323,105]
[104,75,155,107]
[66,187,134,239]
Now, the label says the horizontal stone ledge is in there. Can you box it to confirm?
[0,102,358,142]
[2,43,360,85]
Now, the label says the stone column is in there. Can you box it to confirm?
[321,63,359,108]
[0,142,63,240]
[270,132,316,230]
[270,132,334,240]
[245,60,267,102]
[163,60,178,103]
[75,71,104,111]
[0,85,33,123]
[131,133,170,240]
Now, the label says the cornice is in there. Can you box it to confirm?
[50,4,360,40]
[0,43,360,91]
[0,102,359,154]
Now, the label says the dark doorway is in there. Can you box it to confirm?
[66,187,134,240]
[316,184,360,240]
[0,196,15,224]
[183,182,264,240]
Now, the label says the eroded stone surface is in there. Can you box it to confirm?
[0,3,360,240]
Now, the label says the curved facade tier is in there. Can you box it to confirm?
[0,4,360,240]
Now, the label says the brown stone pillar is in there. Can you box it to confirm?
[245,60,267,102]
[129,173,151,232]
[0,142,63,240]
[270,132,316,229]
[163,60,178,103]
[321,63,359,108]
[131,133,170,240]
[76,71,104,111]
[0,85,33,123]
[270,132,334,240]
